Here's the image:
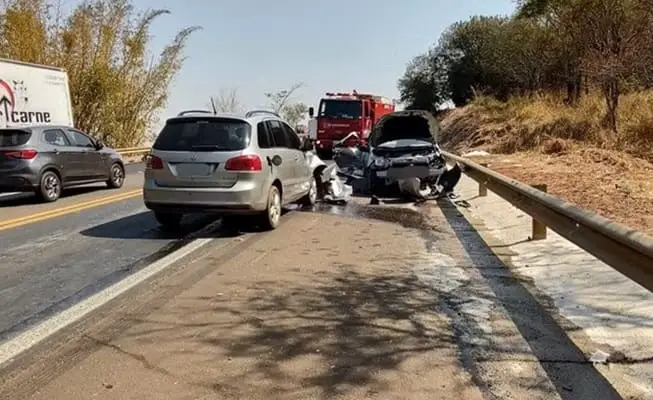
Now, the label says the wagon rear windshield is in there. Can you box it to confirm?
[153,118,251,151]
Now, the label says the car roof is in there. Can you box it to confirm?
[0,124,75,131]
[166,109,285,125]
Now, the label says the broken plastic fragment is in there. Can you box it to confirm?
[589,349,610,364]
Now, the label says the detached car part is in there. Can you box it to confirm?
[304,148,350,204]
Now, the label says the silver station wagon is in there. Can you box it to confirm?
[143,110,319,230]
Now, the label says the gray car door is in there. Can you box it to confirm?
[266,120,299,202]
[66,129,102,179]
[281,122,311,195]
[42,128,81,182]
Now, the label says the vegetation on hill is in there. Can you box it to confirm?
[397,0,653,233]
[398,0,653,159]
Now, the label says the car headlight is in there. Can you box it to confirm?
[373,157,388,168]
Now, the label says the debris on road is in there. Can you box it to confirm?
[303,149,351,205]
[589,349,610,365]
[320,164,350,205]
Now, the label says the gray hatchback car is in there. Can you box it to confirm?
[143,110,319,230]
[0,125,126,202]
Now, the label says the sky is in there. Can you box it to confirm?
[104,0,517,132]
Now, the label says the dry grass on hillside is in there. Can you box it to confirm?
[439,92,653,236]
[440,92,653,159]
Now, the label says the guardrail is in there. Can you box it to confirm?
[442,150,653,293]
[116,147,150,156]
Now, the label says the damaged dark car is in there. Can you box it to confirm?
[334,110,461,199]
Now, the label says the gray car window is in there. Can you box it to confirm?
[267,120,289,148]
[281,122,301,150]
[43,129,71,146]
[67,129,94,148]
[154,118,251,151]
[257,122,272,149]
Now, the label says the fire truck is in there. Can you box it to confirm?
[307,91,395,158]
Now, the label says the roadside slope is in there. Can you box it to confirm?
[439,94,653,236]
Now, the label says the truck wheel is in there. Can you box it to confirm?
[258,185,282,230]
[106,163,125,189]
[36,170,62,203]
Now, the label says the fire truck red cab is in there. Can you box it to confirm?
[308,91,395,158]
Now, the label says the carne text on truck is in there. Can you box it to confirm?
[0,58,74,128]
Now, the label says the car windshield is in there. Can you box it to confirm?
[153,118,251,151]
[318,100,362,119]
[0,129,31,146]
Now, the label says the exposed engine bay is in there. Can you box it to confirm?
[333,110,461,200]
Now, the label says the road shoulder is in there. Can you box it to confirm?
[451,174,653,399]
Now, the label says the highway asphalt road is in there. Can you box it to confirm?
[1,195,633,399]
[0,163,221,341]
[0,162,643,399]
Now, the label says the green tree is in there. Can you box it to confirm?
[0,0,200,146]
[397,47,450,111]
[265,82,308,126]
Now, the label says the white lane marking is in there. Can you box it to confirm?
[0,237,216,367]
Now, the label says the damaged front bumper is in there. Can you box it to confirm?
[374,165,446,180]
[370,161,462,199]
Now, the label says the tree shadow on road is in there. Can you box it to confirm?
[118,263,553,399]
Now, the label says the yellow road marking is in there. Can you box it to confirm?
[0,189,143,231]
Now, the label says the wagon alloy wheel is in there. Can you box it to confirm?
[268,187,281,224]
[260,185,282,230]
[107,163,125,189]
[38,171,61,202]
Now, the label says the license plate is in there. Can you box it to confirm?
[175,163,211,176]
[386,166,430,179]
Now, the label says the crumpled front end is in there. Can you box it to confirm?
[364,109,461,199]
[304,150,351,204]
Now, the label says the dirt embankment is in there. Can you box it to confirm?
[439,94,653,236]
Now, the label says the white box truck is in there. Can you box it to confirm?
[0,58,74,128]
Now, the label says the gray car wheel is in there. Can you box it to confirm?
[37,170,62,203]
[107,163,125,189]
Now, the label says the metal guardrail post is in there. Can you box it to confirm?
[478,163,489,197]
[531,184,548,240]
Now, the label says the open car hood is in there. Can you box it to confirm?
[375,139,434,149]
[368,110,439,148]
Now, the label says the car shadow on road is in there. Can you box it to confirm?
[79,211,221,240]
[79,211,283,240]
[0,186,106,207]
[436,198,625,400]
